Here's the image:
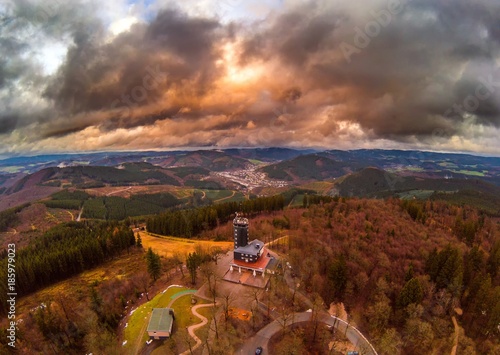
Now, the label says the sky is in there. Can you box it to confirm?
[0,0,499,156]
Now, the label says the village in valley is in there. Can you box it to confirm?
[214,165,289,191]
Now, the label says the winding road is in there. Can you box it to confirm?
[237,311,378,355]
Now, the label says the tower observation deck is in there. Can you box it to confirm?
[232,213,264,263]
[233,214,249,249]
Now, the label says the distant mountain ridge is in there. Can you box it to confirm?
[332,167,500,215]
[1,148,500,214]
[259,154,354,182]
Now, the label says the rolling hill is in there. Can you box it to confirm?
[259,154,355,182]
[224,147,317,162]
[153,150,250,171]
[332,167,500,215]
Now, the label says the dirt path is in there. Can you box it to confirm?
[46,211,60,223]
[450,308,462,355]
[6,228,17,234]
[76,207,83,222]
[179,303,216,355]
[107,186,132,196]
[65,210,74,221]
[214,190,236,203]
[451,316,459,355]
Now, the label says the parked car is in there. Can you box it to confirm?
[255,346,263,354]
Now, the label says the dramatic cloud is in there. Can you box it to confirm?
[0,0,499,155]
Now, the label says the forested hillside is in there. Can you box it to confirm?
[0,221,135,313]
[147,195,285,238]
[262,198,500,354]
[1,188,498,353]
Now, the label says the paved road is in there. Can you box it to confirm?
[237,311,378,355]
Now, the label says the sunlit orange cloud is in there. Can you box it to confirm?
[2,0,500,156]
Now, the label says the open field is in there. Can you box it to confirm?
[16,250,145,316]
[397,190,436,200]
[289,193,305,207]
[199,189,246,203]
[83,185,248,208]
[85,185,194,199]
[450,169,486,177]
[217,191,246,203]
[253,186,290,196]
[140,232,233,258]
[200,189,233,201]
[0,186,61,212]
[0,166,24,173]
[298,181,335,194]
[0,203,77,249]
[45,207,78,224]
[201,190,234,201]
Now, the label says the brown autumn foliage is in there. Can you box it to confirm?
[235,198,499,354]
[2,197,498,354]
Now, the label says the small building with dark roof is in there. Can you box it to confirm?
[147,308,175,340]
[234,239,265,263]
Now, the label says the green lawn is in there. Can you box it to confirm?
[217,192,246,203]
[398,190,435,200]
[289,194,305,207]
[123,285,211,354]
[151,295,211,355]
[122,286,189,352]
[438,162,458,168]
[450,170,485,177]
[201,189,234,201]
[299,181,335,194]
[405,166,425,172]
[199,189,247,203]
[0,166,24,173]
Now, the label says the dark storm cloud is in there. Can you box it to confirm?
[37,8,229,137]
[0,114,17,133]
[0,0,99,134]
[240,0,500,140]
[241,3,341,66]
[2,0,500,153]
[0,1,229,138]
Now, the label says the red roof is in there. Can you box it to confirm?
[232,248,271,269]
